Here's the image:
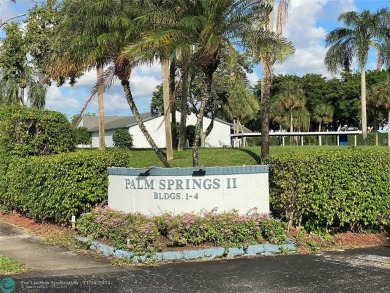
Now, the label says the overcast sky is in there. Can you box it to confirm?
[0,0,389,119]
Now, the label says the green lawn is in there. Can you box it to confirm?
[100,145,390,168]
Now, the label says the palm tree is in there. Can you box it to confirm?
[109,57,171,167]
[312,103,334,145]
[187,0,271,167]
[324,8,390,145]
[371,82,390,146]
[258,0,292,160]
[49,0,132,150]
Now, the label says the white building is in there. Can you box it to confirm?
[77,112,233,148]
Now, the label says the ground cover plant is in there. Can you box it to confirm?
[76,207,287,255]
[0,255,29,275]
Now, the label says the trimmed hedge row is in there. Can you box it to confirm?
[0,147,389,232]
[0,150,132,223]
[265,148,390,232]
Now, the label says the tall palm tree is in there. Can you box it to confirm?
[109,57,171,167]
[324,8,390,145]
[257,0,292,160]
[187,0,270,166]
[49,0,171,167]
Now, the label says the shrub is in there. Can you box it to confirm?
[76,208,288,256]
[112,129,133,148]
[0,149,133,223]
[265,148,390,232]
[73,127,91,145]
[0,105,75,156]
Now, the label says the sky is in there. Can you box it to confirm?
[0,0,389,120]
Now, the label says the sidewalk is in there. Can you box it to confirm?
[0,222,121,276]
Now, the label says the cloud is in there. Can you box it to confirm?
[273,0,364,77]
[45,85,82,117]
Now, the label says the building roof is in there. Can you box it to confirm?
[80,112,254,133]
[80,113,154,132]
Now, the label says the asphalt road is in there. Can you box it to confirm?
[5,246,390,293]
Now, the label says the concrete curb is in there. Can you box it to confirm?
[76,236,296,263]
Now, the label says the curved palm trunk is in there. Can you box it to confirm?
[161,59,173,161]
[178,58,189,151]
[192,72,212,167]
[121,79,170,168]
[361,67,368,145]
[97,65,105,150]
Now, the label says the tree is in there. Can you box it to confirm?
[0,22,30,105]
[254,0,293,161]
[312,103,334,145]
[371,81,390,146]
[324,8,390,145]
[49,0,128,150]
[273,79,306,133]
[49,0,171,167]
[187,0,269,167]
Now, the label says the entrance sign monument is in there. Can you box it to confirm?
[108,166,269,215]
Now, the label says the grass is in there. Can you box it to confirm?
[101,145,390,168]
[0,255,29,275]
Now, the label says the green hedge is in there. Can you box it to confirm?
[265,148,390,232]
[0,147,389,232]
[0,150,132,223]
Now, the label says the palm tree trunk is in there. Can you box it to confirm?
[361,67,368,145]
[121,79,170,168]
[260,0,275,162]
[161,58,173,161]
[178,58,189,151]
[19,86,25,105]
[97,65,105,150]
[261,55,271,162]
[192,72,212,167]
[318,122,322,146]
[374,109,378,146]
[170,58,177,149]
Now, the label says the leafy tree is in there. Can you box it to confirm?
[325,8,390,145]
[112,129,133,149]
[0,22,30,105]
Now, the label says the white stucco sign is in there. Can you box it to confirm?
[108,166,269,215]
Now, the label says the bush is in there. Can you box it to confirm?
[0,105,75,156]
[76,208,288,255]
[265,148,390,232]
[0,149,133,223]
[112,129,133,148]
[73,127,91,145]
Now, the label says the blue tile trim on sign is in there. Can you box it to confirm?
[75,236,295,263]
[107,165,269,177]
